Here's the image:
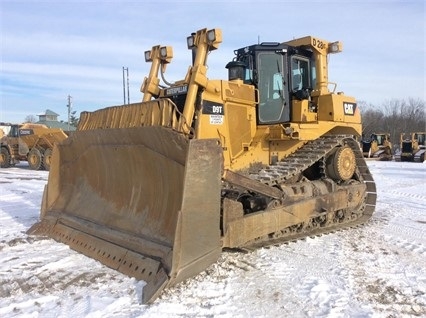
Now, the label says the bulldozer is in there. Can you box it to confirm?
[361,133,393,161]
[0,122,67,170]
[28,28,376,303]
[394,132,426,162]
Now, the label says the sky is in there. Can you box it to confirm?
[0,0,425,124]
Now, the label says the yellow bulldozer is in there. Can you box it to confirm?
[0,123,67,170]
[394,132,426,162]
[28,28,376,303]
[361,133,393,161]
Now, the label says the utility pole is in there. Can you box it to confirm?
[122,67,129,104]
[127,68,130,105]
[67,95,72,131]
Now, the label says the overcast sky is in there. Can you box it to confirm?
[1,0,425,124]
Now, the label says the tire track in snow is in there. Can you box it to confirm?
[338,193,426,316]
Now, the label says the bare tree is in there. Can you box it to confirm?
[359,100,384,138]
[406,98,426,131]
[359,98,425,150]
[24,115,37,123]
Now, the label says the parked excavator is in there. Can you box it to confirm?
[361,133,393,161]
[28,28,376,303]
[394,132,426,162]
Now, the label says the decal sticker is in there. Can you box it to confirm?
[203,101,224,124]
[165,85,188,96]
[19,129,34,135]
[312,38,326,50]
[202,101,224,115]
[343,102,356,116]
[209,115,224,125]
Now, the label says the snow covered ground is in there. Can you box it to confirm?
[1,161,425,317]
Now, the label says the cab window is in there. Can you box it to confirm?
[291,56,310,92]
[257,52,287,123]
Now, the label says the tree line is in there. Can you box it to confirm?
[359,98,425,150]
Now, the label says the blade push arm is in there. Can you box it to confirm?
[180,28,222,133]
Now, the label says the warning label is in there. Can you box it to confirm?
[209,115,224,125]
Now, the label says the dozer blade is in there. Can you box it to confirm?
[27,126,223,303]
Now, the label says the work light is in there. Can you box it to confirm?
[144,50,152,62]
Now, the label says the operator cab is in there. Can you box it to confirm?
[227,43,316,125]
[371,134,385,146]
[415,133,426,146]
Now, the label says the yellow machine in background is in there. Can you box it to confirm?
[361,133,393,161]
[0,123,67,170]
[395,132,426,162]
[28,28,376,303]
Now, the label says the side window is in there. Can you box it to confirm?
[291,57,310,92]
[311,64,317,89]
[245,68,253,83]
[10,126,19,137]
[416,133,425,145]
[237,54,254,85]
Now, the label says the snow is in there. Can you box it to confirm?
[1,161,425,317]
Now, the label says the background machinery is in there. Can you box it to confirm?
[28,28,376,303]
[0,123,67,170]
[361,133,393,160]
[0,123,27,167]
[394,132,426,162]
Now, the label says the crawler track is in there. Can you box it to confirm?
[238,135,377,250]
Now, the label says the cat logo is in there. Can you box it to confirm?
[343,102,356,116]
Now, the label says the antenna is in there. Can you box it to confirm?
[127,68,130,105]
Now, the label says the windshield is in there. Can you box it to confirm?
[10,125,19,137]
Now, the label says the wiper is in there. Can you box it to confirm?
[275,60,284,101]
